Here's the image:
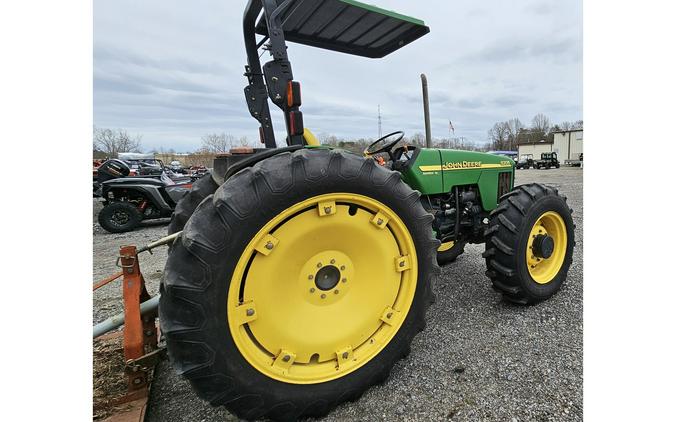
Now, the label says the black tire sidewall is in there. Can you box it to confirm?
[98,202,142,233]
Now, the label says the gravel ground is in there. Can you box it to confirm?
[92,167,583,421]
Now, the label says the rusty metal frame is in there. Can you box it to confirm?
[118,245,159,400]
[93,245,163,413]
[93,233,182,420]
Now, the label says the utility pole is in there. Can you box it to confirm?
[378,104,382,138]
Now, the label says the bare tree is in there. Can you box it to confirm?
[488,122,510,150]
[409,132,425,146]
[532,113,551,135]
[93,127,142,157]
[239,136,251,147]
[505,118,523,150]
[557,121,574,131]
[200,133,237,153]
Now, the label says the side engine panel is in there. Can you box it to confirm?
[401,148,515,245]
[401,148,514,210]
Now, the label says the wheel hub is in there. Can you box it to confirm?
[112,210,129,225]
[300,250,353,305]
[532,234,554,259]
[315,265,341,291]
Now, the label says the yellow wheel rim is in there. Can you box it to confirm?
[526,211,567,284]
[227,193,418,384]
[438,240,455,252]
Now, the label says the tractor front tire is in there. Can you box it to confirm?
[160,149,438,420]
[483,183,574,305]
[437,240,466,265]
[167,173,219,235]
[98,201,142,233]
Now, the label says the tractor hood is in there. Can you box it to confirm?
[400,148,515,210]
[429,149,514,172]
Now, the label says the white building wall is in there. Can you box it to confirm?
[518,143,553,158]
[553,130,583,161]
[570,131,583,159]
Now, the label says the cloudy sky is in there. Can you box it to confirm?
[94,0,582,152]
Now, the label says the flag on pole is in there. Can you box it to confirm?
[449,120,455,134]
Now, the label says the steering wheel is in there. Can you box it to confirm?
[364,131,405,158]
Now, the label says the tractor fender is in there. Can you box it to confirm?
[211,145,305,185]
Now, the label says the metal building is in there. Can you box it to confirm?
[518,129,583,165]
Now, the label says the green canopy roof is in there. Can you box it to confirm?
[256,0,430,58]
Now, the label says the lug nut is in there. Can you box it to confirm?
[330,259,336,264]
[334,290,339,294]
[282,355,290,362]
[342,352,349,359]
[246,308,255,316]
[342,278,347,283]
[399,261,405,267]
[321,294,326,299]
[377,218,383,225]
[265,242,274,250]
[317,262,322,268]
[308,274,314,280]
[324,206,332,214]
[340,265,346,271]
[386,312,393,319]
[310,288,315,293]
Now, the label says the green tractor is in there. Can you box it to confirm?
[159,1,575,420]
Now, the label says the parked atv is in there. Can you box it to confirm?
[168,160,185,174]
[97,159,193,233]
[516,154,535,169]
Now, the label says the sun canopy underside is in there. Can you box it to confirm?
[255,0,430,58]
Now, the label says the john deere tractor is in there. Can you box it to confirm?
[159,1,575,420]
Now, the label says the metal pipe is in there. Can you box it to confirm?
[421,73,432,148]
[93,295,160,338]
[454,185,460,242]
[137,231,182,254]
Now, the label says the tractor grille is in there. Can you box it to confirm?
[498,172,512,199]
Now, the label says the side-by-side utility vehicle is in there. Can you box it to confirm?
[536,152,561,169]
[158,1,575,420]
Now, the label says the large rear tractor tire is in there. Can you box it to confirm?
[167,173,219,235]
[159,149,439,420]
[436,240,466,265]
[98,201,142,233]
[483,183,574,305]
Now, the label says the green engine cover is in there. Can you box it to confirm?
[401,149,515,211]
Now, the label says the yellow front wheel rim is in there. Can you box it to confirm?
[526,211,567,284]
[227,193,418,384]
[438,240,455,252]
